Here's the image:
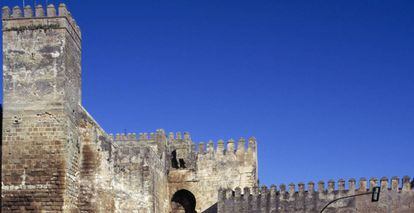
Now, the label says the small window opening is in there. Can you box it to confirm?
[171,150,179,169]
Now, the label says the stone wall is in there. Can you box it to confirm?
[218,176,414,213]
[1,4,83,211]
[2,3,413,213]
[112,131,169,213]
[111,132,258,212]
[1,4,115,212]
[77,107,115,212]
[163,132,258,212]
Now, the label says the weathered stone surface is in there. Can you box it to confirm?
[112,131,169,212]
[166,135,258,212]
[110,131,258,212]
[218,178,414,213]
[2,4,83,212]
[1,4,412,213]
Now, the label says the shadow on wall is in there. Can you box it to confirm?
[202,203,217,213]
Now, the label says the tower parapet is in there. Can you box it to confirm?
[111,129,168,142]
[2,3,82,110]
[196,137,257,157]
[2,4,81,41]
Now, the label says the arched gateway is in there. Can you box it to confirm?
[171,189,197,213]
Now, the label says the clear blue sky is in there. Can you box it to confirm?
[1,0,413,186]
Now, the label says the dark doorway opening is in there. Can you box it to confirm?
[171,150,186,169]
[171,150,179,169]
[171,189,197,213]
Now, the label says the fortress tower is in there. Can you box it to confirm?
[2,4,114,212]
[2,4,82,211]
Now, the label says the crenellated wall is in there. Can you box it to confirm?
[2,3,413,213]
[109,131,258,212]
[112,130,169,213]
[2,4,81,39]
[165,132,258,212]
[195,136,258,189]
[218,176,414,213]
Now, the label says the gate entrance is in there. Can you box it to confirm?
[171,189,196,213]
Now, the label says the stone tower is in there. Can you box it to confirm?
[2,4,82,211]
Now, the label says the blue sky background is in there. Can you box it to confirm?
[1,0,413,186]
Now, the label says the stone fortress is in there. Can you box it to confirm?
[1,4,412,213]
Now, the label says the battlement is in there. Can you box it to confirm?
[197,137,257,155]
[168,131,192,142]
[111,130,257,156]
[218,176,414,212]
[2,4,81,42]
[110,129,167,142]
[112,131,193,142]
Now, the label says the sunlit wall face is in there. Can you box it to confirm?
[1,0,413,186]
